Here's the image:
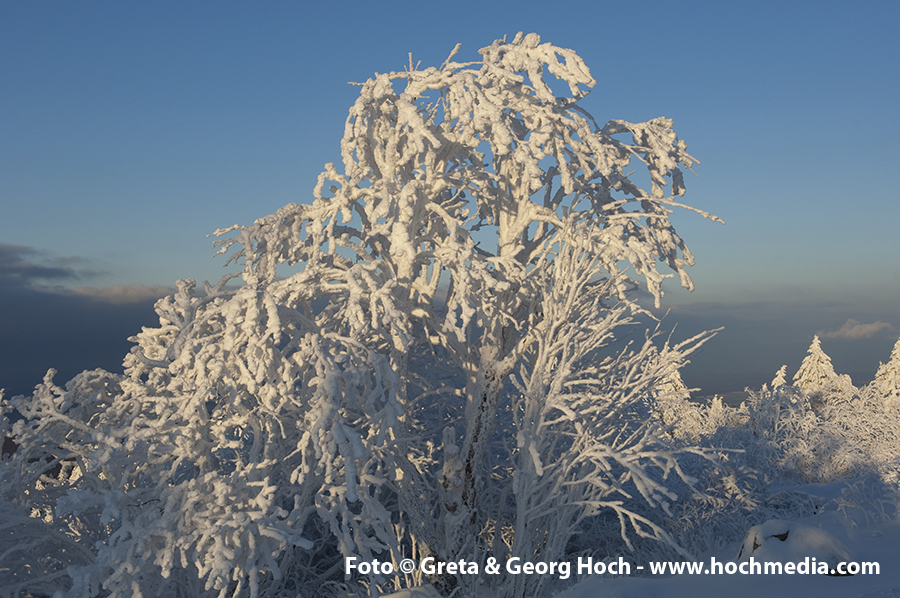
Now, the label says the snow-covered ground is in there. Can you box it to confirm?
[385,486,900,598]
[557,503,900,598]
[384,468,900,598]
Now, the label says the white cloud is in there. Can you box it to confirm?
[71,284,172,305]
[819,318,892,340]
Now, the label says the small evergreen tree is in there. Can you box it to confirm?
[653,359,696,432]
[657,366,691,402]
[793,336,838,393]
[793,335,855,410]
[872,336,900,408]
[771,364,788,390]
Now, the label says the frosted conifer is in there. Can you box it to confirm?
[793,335,839,393]
[771,365,788,389]
[654,363,695,430]
[653,362,733,442]
[872,337,900,408]
[658,366,691,401]
[793,335,856,410]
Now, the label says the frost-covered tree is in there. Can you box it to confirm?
[871,336,900,408]
[657,364,692,403]
[771,364,788,390]
[1,33,721,598]
[652,355,698,432]
[793,336,837,393]
[792,335,854,410]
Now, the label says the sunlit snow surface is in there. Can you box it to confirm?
[384,484,900,598]
[557,518,900,597]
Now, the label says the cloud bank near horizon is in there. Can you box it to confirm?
[0,242,172,302]
[0,242,102,286]
[2,242,898,400]
[0,244,167,398]
[71,284,172,305]
[819,319,893,340]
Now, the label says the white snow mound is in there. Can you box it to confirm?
[737,519,852,569]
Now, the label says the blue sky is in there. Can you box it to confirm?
[1,1,898,396]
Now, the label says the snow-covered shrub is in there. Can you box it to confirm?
[671,394,749,443]
[0,33,723,598]
[0,495,95,598]
[823,384,900,484]
[744,385,867,482]
[685,338,888,485]
[641,348,900,562]
[749,338,900,483]
[709,378,900,486]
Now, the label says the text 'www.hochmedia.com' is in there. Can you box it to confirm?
[345,555,880,580]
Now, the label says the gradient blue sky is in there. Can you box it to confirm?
[1,1,898,396]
